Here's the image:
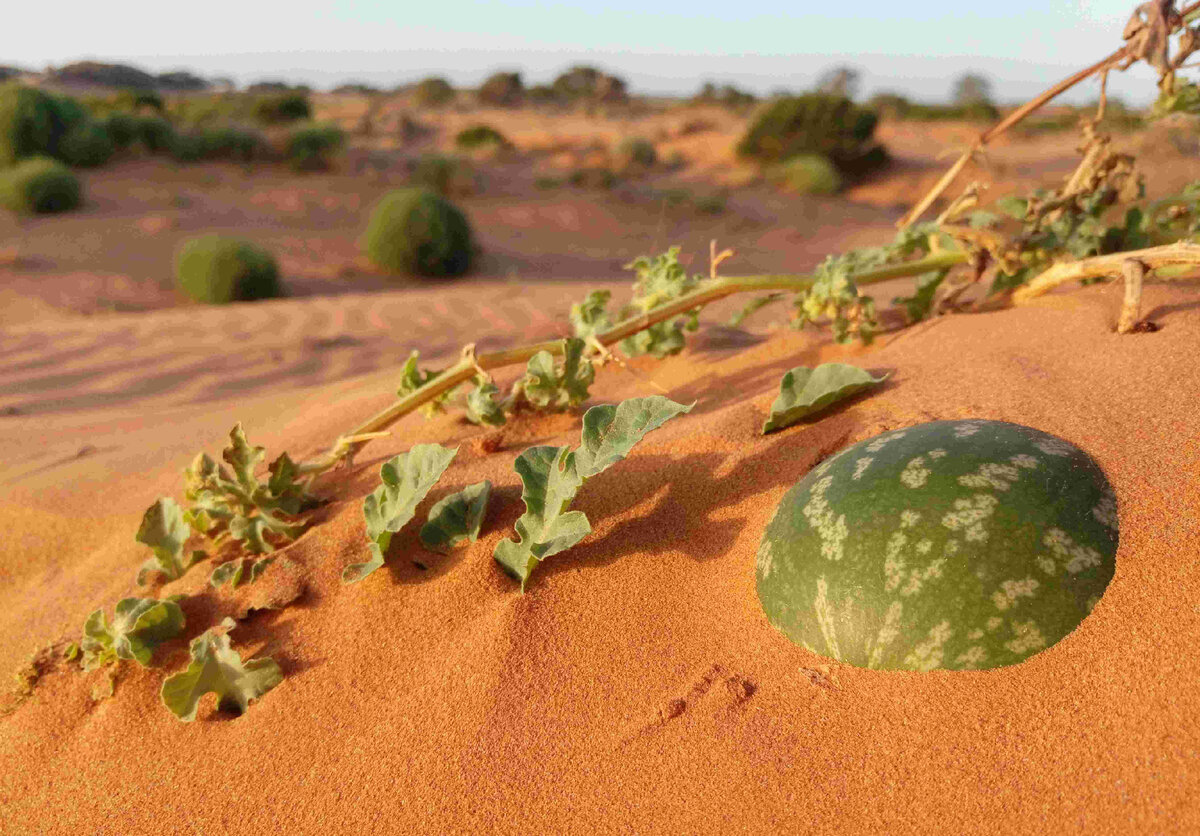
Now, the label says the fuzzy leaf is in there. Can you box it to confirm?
[494,396,691,590]
[419,481,493,554]
[493,446,591,589]
[569,289,613,340]
[160,618,281,722]
[892,269,948,325]
[465,378,507,426]
[80,597,186,671]
[617,247,703,358]
[136,497,196,584]
[520,338,594,410]
[209,560,245,588]
[223,424,266,494]
[397,350,450,418]
[762,364,889,434]
[575,395,695,478]
[344,444,459,583]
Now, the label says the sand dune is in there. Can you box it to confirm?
[2,274,1198,833]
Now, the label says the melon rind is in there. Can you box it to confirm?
[755,420,1118,671]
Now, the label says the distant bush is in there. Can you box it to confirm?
[478,72,523,107]
[117,90,164,113]
[202,126,262,161]
[0,156,81,214]
[58,121,115,167]
[567,166,617,189]
[868,93,999,123]
[695,192,728,215]
[552,66,628,104]
[615,136,656,169]
[413,77,455,107]
[362,188,473,278]
[136,115,175,152]
[768,154,842,195]
[169,131,209,163]
[175,236,281,303]
[692,81,757,109]
[454,124,508,151]
[286,122,344,170]
[47,95,89,136]
[0,84,60,165]
[102,112,138,149]
[737,94,888,178]
[410,152,475,196]
[253,93,311,124]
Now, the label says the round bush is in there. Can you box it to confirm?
[175,236,281,304]
[58,121,115,167]
[170,131,208,163]
[253,93,310,124]
[769,154,842,195]
[738,93,888,178]
[0,156,81,214]
[204,126,261,162]
[48,95,89,136]
[285,122,344,171]
[454,124,508,151]
[362,188,473,278]
[413,77,454,108]
[615,136,656,169]
[137,115,176,153]
[756,420,1118,671]
[0,84,59,166]
[102,112,138,149]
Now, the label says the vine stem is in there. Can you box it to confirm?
[297,250,968,474]
[897,0,1200,229]
[1011,241,1200,305]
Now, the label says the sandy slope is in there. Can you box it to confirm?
[2,275,1198,833]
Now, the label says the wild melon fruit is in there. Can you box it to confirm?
[756,419,1118,671]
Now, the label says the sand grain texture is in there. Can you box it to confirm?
[1,280,1198,834]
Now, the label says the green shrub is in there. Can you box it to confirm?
[57,121,115,167]
[567,166,617,189]
[102,112,138,149]
[285,122,343,171]
[170,131,208,163]
[0,84,60,165]
[616,136,656,169]
[0,156,81,213]
[136,115,175,152]
[410,152,475,196]
[695,192,728,214]
[253,93,310,124]
[48,95,89,135]
[737,94,888,178]
[413,76,454,107]
[362,188,473,278]
[478,72,523,107]
[454,124,508,151]
[769,154,842,195]
[175,236,281,303]
[202,126,262,162]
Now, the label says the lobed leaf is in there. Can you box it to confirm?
[397,350,452,418]
[136,497,197,585]
[569,289,613,340]
[209,556,275,589]
[892,269,948,325]
[465,378,507,426]
[520,338,594,411]
[160,617,282,722]
[762,363,888,434]
[80,597,186,672]
[344,444,459,583]
[419,480,493,554]
[494,396,692,590]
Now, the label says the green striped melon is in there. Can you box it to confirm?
[756,420,1118,671]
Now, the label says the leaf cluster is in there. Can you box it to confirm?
[183,424,315,555]
[160,618,282,722]
[464,338,595,427]
[570,247,704,357]
[79,597,185,672]
[494,396,693,590]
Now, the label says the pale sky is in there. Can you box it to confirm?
[5,1,1168,102]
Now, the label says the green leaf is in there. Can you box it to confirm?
[80,597,186,671]
[575,395,695,479]
[892,269,948,325]
[465,377,507,426]
[762,363,889,434]
[419,480,493,554]
[618,247,703,358]
[136,497,196,585]
[997,196,1029,220]
[493,446,591,589]
[519,338,594,411]
[160,618,282,722]
[494,396,691,590]
[209,557,273,589]
[569,289,612,340]
[397,350,451,418]
[344,444,459,584]
[182,426,314,556]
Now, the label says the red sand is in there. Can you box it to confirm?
[2,277,1198,833]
